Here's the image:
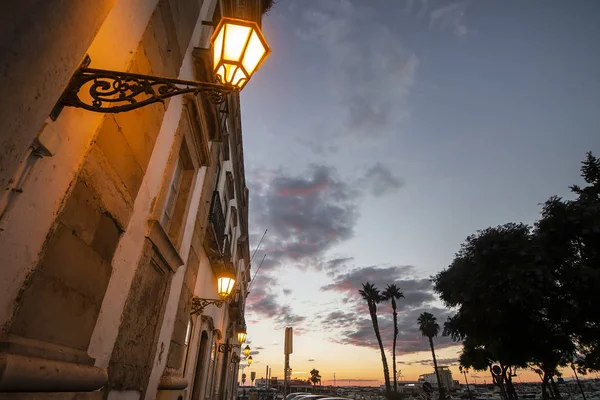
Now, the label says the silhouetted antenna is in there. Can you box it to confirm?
[247,254,266,296]
[250,229,267,264]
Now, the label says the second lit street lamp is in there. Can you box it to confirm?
[51,16,271,120]
[191,268,236,315]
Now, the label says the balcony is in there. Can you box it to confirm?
[229,289,245,324]
[204,191,226,263]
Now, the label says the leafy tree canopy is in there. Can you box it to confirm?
[434,153,600,396]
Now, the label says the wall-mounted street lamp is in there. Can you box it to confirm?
[50,17,271,120]
[191,269,236,315]
[243,345,251,357]
[218,326,247,352]
[247,356,253,366]
[237,328,247,345]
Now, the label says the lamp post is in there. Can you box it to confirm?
[191,269,237,315]
[50,17,271,120]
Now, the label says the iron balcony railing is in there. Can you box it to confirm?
[209,190,226,252]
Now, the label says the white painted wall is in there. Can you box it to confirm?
[0,0,160,333]
[144,0,219,398]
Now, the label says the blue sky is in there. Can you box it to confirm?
[236,0,600,383]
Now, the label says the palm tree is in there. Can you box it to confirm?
[359,282,391,396]
[417,312,446,400]
[459,366,473,400]
[381,284,404,392]
[310,368,321,393]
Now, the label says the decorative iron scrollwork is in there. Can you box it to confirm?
[191,296,226,316]
[50,55,236,120]
[218,343,241,353]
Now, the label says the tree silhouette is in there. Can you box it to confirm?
[310,368,321,392]
[382,284,404,392]
[434,153,600,400]
[359,282,391,396]
[417,312,446,400]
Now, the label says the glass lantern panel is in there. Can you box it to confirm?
[241,31,266,76]
[223,23,251,62]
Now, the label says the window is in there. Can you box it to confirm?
[210,341,217,361]
[214,160,222,192]
[161,140,196,245]
[184,319,192,346]
[225,171,235,199]
[231,206,238,227]
[183,99,210,167]
[162,157,185,229]
[182,318,193,373]
[223,190,230,223]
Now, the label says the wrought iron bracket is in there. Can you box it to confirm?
[50,55,236,121]
[218,343,241,353]
[191,296,226,316]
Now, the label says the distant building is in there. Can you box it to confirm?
[255,377,313,392]
[418,366,456,391]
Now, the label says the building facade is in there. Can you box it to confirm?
[418,367,456,391]
[0,0,268,398]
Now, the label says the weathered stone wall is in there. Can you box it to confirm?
[0,0,115,200]
[101,0,205,391]
[165,144,221,371]
[5,0,196,347]
[9,179,120,352]
[108,239,171,393]
[1,0,207,395]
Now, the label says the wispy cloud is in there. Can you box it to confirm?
[360,163,405,197]
[318,265,456,353]
[246,274,306,328]
[297,0,419,137]
[400,357,459,366]
[249,164,403,271]
[429,0,470,37]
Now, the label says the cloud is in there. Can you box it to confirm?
[335,307,455,354]
[308,358,315,362]
[250,350,260,356]
[246,274,307,328]
[248,165,402,272]
[246,164,404,329]
[360,163,404,197]
[249,165,359,269]
[322,257,354,277]
[322,265,436,310]
[402,357,459,366]
[321,265,456,353]
[429,1,469,37]
[298,1,419,137]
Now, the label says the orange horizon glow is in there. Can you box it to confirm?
[237,339,599,387]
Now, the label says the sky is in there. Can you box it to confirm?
[236,0,600,386]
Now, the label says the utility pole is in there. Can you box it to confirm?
[284,327,293,400]
[334,373,336,387]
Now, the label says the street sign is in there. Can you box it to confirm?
[284,327,293,354]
